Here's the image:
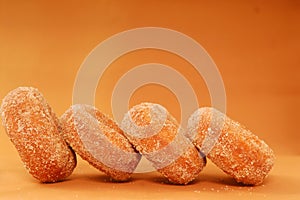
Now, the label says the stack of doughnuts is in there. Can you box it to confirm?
[1,87,275,185]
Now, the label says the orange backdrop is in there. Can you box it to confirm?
[0,0,299,157]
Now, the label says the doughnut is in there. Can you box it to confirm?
[60,104,141,181]
[0,87,77,183]
[186,107,275,185]
[121,102,206,185]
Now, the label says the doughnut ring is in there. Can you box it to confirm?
[186,107,275,185]
[60,104,141,181]
[121,102,206,184]
[1,87,77,183]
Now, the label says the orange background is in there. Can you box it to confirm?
[0,0,300,199]
[1,0,299,155]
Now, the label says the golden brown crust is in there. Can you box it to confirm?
[186,107,275,185]
[60,104,141,181]
[121,102,206,185]
[0,87,77,183]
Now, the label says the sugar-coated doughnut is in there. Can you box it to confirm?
[0,87,77,183]
[121,102,206,185]
[186,107,275,185]
[60,104,141,181]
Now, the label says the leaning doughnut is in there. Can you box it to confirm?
[186,107,275,185]
[60,104,141,181]
[0,87,77,183]
[121,102,206,185]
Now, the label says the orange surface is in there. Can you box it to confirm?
[0,0,299,199]
[0,154,299,200]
